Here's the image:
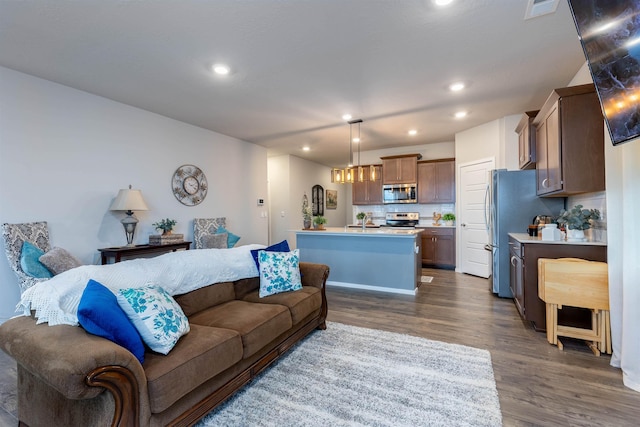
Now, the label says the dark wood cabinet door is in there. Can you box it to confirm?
[382,159,401,184]
[352,169,368,205]
[381,155,419,184]
[398,156,417,183]
[418,160,455,203]
[367,165,383,204]
[421,228,455,268]
[417,162,436,203]
[536,118,549,194]
[545,105,562,193]
[434,161,455,203]
[533,84,604,197]
[421,234,436,264]
[352,165,382,205]
[509,239,524,317]
[434,233,455,265]
[516,111,537,170]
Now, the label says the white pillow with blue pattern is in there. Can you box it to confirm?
[117,285,190,354]
[258,249,302,298]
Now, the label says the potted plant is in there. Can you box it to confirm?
[313,215,327,230]
[356,212,367,225]
[556,204,600,241]
[443,213,455,226]
[152,218,177,235]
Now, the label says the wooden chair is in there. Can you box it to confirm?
[538,258,611,356]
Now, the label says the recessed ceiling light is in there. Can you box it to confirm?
[449,82,465,92]
[212,64,230,75]
[434,0,454,6]
[302,146,310,152]
[408,130,418,136]
[342,114,352,121]
[352,137,361,143]
[455,111,468,119]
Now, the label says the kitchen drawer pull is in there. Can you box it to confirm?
[511,256,517,266]
[542,178,549,188]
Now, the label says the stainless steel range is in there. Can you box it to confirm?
[382,212,419,228]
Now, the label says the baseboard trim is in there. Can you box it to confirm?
[326,281,417,296]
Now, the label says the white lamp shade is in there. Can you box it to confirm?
[110,188,149,212]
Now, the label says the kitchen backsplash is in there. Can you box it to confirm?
[566,191,607,243]
[353,203,455,226]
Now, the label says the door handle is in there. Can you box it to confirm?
[461,223,467,227]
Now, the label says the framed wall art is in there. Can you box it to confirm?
[326,189,337,209]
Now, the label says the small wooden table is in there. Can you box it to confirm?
[98,241,192,264]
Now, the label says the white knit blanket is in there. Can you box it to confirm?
[18,244,265,326]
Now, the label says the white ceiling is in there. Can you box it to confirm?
[0,0,586,167]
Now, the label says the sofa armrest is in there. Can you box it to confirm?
[299,262,329,289]
[0,315,148,402]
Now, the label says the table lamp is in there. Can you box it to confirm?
[109,185,149,246]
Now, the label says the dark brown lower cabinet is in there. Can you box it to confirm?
[421,228,455,268]
[508,236,607,331]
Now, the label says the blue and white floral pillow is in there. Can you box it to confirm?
[117,285,190,355]
[258,249,302,298]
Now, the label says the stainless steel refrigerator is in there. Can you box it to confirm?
[485,169,564,298]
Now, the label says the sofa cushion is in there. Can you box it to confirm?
[201,233,228,249]
[242,285,322,326]
[143,324,243,414]
[215,226,241,248]
[117,285,190,355]
[20,241,53,279]
[39,247,83,275]
[250,239,290,270]
[189,300,292,359]
[77,279,146,364]
[258,249,302,297]
[174,281,235,317]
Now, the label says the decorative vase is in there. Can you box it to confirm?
[445,220,454,226]
[162,230,172,236]
[567,228,585,241]
[303,219,312,230]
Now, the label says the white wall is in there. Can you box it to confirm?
[268,154,348,247]
[0,66,269,322]
[568,62,640,392]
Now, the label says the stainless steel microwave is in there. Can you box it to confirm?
[382,183,417,204]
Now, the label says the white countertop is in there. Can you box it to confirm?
[296,227,423,237]
[509,233,607,246]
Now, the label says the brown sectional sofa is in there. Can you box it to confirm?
[0,261,330,427]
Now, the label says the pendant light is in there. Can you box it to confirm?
[356,121,365,182]
[330,118,362,184]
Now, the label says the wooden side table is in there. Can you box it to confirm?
[98,241,192,264]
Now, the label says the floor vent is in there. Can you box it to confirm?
[524,0,559,20]
[421,276,434,283]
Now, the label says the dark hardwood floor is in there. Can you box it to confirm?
[0,268,638,426]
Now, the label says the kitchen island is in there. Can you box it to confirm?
[296,227,423,295]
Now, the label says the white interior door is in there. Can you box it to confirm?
[458,158,494,278]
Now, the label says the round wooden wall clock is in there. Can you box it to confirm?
[172,164,208,206]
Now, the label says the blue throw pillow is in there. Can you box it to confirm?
[77,280,146,364]
[20,241,53,279]
[215,226,241,248]
[250,240,290,271]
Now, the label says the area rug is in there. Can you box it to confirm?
[196,322,502,426]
